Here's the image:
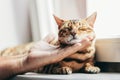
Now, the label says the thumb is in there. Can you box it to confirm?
[55,43,82,61]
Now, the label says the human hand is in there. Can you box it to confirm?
[28,34,93,67]
[0,34,93,80]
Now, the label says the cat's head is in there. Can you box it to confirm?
[54,12,97,45]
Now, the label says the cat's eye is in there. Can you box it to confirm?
[59,30,65,34]
[78,27,86,31]
[87,28,93,32]
[63,27,71,31]
[79,23,81,25]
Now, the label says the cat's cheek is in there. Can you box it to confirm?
[58,37,64,43]
[59,37,68,44]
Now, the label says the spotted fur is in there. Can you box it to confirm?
[49,12,100,74]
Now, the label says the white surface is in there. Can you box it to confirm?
[96,38,120,62]
[11,73,120,80]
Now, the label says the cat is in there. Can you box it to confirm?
[35,12,100,74]
[0,12,100,74]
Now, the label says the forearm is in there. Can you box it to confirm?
[0,54,29,80]
[0,53,56,80]
[0,58,14,79]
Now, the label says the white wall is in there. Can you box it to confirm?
[54,0,86,19]
[12,0,32,43]
[0,0,31,50]
[0,0,87,50]
[87,0,120,38]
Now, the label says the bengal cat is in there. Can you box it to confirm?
[0,12,100,74]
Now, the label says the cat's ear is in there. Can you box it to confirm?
[53,15,64,29]
[86,12,97,27]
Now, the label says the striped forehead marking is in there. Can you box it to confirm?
[60,19,81,29]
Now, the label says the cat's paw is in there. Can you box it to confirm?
[55,67,72,74]
[61,67,72,74]
[85,66,100,73]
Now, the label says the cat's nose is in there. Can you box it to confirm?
[71,32,76,38]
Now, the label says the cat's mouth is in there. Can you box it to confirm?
[59,34,90,45]
[65,35,89,45]
[60,38,81,45]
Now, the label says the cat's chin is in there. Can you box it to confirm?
[68,39,82,45]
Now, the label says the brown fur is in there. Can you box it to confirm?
[52,12,100,74]
[0,42,34,56]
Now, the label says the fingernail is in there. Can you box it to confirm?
[75,43,82,47]
[87,36,93,40]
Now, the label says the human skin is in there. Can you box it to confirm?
[0,34,93,80]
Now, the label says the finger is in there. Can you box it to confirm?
[78,38,92,51]
[80,37,90,43]
[60,39,91,56]
[49,40,92,63]
[43,33,56,43]
[57,43,82,57]
[86,35,95,41]
[52,43,82,62]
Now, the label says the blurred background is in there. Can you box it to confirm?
[0,0,120,50]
